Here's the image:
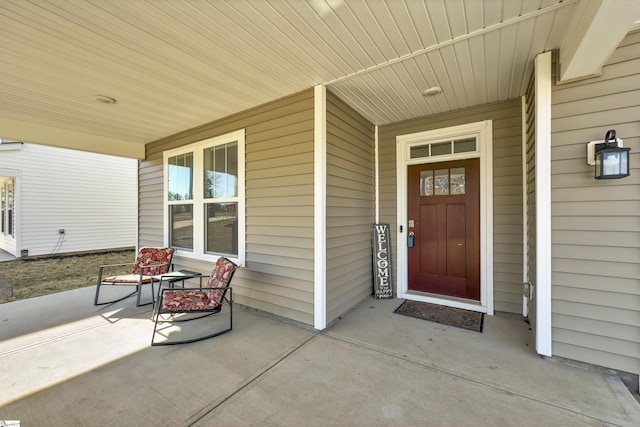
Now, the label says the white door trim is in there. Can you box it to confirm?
[396,120,493,314]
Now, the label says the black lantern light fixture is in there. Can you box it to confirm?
[593,130,630,179]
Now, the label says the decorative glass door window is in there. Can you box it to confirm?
[450,167,466,194]
[420,167,466,196]
[420,171,434,196]
[434,169,449,195]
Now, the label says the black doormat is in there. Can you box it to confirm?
[394,300,484,332]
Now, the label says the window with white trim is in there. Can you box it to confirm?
[1,178,15,237]
[164,130,245,263]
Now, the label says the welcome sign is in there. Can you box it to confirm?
[372,224,393,299]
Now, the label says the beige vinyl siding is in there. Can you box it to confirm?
[524,71,537,327]
[141,90,316,326]
[492,107,525,313]
[549,31,640,373]
[325,90,376,324]
[378,99,524,313]
[138,161,164,248]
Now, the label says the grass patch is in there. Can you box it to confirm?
[0,250,135,304]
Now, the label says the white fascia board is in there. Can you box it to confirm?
[0,143,23,151]
[0,117,145,159]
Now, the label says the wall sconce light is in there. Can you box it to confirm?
[586,130,630,179]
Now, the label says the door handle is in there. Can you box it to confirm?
[408,231,415,248]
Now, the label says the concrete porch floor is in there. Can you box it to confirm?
[0,286,638,426]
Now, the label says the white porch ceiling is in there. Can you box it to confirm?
[1,0,638,159]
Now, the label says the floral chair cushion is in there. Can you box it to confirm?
[131,247,174,276]
[161,290,212,311]
[160,257,237,312]
[205,257,237,305]
[102,274,155,284]
[102,247,174,284]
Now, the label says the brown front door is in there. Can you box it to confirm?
[407,159,480,300]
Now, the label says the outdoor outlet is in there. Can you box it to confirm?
[59,229,65,234]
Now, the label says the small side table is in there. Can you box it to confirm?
[158,270,203,290]
[153,270,203,305]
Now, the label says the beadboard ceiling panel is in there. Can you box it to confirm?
[1,0,636,157]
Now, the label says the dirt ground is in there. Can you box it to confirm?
[0,249,135,304]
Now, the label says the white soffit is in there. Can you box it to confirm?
[0,0,600,156]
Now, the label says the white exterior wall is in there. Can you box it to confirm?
[0,143,137,257]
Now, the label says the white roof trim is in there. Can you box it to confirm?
[559,0,640,82]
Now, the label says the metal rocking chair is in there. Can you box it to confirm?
[94,247,174,307]
[151,257,237,346]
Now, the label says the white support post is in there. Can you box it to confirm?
[374,125,379,223]
[313,85,327,330]
[521,95,529,318]
[534,51,553,357]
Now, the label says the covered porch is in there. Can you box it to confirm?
[2,0,640,390]
[0,286,638,425]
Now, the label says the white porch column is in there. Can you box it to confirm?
[313,85,327,330]
[534,51,552,357]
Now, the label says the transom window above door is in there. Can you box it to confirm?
[410,137,477,160]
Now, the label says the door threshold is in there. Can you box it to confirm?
[402,291,487,314]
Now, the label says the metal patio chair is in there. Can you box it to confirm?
[151,256,237,346]
[94,247,174,307]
